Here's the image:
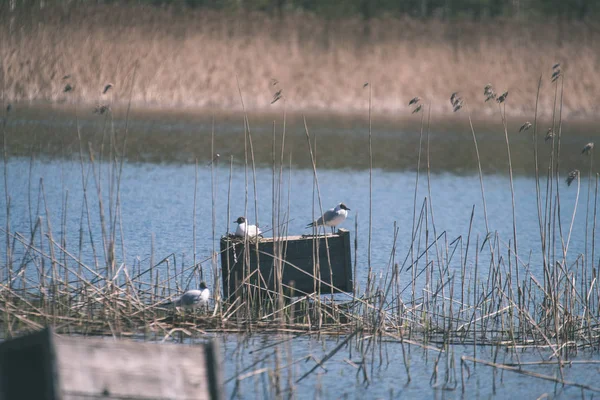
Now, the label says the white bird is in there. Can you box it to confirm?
[234,216,262,238]
[306,202,350,234]
[161,282,210,311]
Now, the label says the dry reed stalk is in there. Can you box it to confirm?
[210,117,220,315]
[409,106,426,327]
[193,158,198,281]
[367,84,372,274]
[462,355,600,393]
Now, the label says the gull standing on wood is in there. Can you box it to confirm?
[234,216,262,238]
[306,203,350,234]
[161,282,210,311]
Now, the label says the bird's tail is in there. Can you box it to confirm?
[159,297,179,307]
[306,222,315,229]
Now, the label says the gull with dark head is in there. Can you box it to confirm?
[234,216,262,238]
[306,202,350,234]
[161,282,210,312]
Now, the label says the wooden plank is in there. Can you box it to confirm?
[56,337,218,400]
[0,329,222,400]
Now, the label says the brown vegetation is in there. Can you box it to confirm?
[1,4,600,118]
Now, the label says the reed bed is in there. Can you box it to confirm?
[1,49,600,395]
[1,3,600,118]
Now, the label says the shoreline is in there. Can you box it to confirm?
[5,100,600,126]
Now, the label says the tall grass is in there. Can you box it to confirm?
[1,3,600,118]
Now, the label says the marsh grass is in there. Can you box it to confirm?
[1,3,600,118]
[1,34,600,394]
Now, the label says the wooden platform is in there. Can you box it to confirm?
[220,228,353,299]
[0,328,222,400]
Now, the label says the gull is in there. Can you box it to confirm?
[234,216,262,238]
[161,282,210,311]
[306,202,350,234]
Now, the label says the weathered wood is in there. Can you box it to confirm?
[0,328,58,400]
[220,229,353,299]
[0,328,222,400]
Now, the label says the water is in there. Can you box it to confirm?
[214,334,600,399]
[4,156,593,287]
[2,105,599,398]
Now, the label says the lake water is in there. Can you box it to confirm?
[2,105,599,398]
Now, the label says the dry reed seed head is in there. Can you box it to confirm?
[363,82,369,88]
[62,74,71,80]
[453,99,463,112]
[553,63,561,70]
[545,128,554,142]
[412,104,423,114]
[551,69,562,82]
[496,91,508,103]
[566,169,580,186]
[450,92,463,112]
[519,122,532,132]
[408,96,420,106]
[270,78,279,86]
[582,142,594,155]
[271,89,283,104]
[206,153,220,166]
[102,83,113,94]
[63,83,74,93]
[484,84,496,102]
[93,104,110,115]
[450,92,458,104]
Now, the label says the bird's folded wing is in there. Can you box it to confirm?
[322,209,337,223]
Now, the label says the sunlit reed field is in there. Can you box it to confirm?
[1,3,600,118]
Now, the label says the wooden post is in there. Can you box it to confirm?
[0,328,59,400]
[220,229,353,300]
